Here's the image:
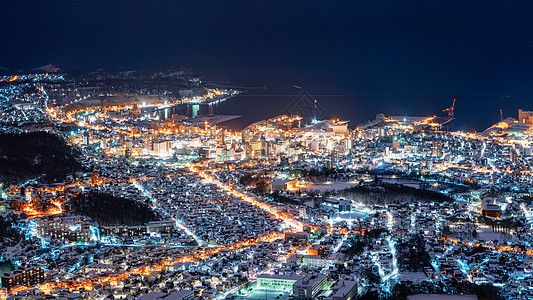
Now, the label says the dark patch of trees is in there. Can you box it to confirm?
[396,234,431,272]
[0,214,22,240]
[365,228,387,241]
[0,260,14,276]
[0,214,24,250]
[302,167,337,177]
[271,192,302,205]
[344,240,365,258]
[362,266,382,285]
[478,215,518,233]
[340,183,453,205]
[300,167,357,183]
[239,173,270,194]
[467,246,486,256]
[69,192,159,226]
[360,289,380,299]
[0,132,83,184]
[344,229,386,255]
[522,195,533,205]
[388,279,504,300]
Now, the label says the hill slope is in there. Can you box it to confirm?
[0,132,82,184]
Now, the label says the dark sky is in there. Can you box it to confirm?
[2,1,533,130]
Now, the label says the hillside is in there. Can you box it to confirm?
[0,132,83,184]
[70,192,160,226]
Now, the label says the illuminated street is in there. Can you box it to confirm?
[2,3,533,299]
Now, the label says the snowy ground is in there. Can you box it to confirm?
[451,223,518,243]
[381,179,422,189]
[302,181,360,192]
[408,295,477,300]
[398,272,429,284]
[476,228,518,243]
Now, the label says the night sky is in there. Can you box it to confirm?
[2,1,533,130]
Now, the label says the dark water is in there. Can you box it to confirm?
[171,87,529,132]
[156,104,215,120]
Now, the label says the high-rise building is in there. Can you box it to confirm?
[299,206,307,219]
[518,109,533,123]
[311,140,319,152]
[25,189,32,202]
[510,147,519,163]
[432,141,442,157]
[144,135,154,151]
[153,141,171,155]
[392,139,399,152]
[91,172,99,185]
[1,266,45,289]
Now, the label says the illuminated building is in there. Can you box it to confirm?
[510,147,519,163]
[144,135,155,151]
[293,274,328,300]
[285,231,309,241]
[482,206,501,218]
[153,140,172,155]
[331,280,359,300]
[91,172,99,185]
[25,189,32,202]
[323,199,351,213]
[342,138,353,150]
[311,140,319,151]
[392,139,399,152]
[299,206,307,219]
[331,151,338,168]
[481,201,502,218]
[330,121,348,133]
[518,109,533,123]
[147,220,175,234]
[1,266,45,289]
[36,217,91,243]
[256,273,326,300]
[300,255,336,268]
[234,147,245,160]
[269,178,299,193]
[102,225,148,237]
[257,274,299,293]
[432,141,442,157]
[215,145,226,161]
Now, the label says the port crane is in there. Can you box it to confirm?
[438,98,456,130]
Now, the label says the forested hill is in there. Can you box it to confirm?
[0,132,83,184]
[70,192,160,226]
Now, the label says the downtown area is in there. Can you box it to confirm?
[1,68,533,300]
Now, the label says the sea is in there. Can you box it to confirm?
[163,85,530,133]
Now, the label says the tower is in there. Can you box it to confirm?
[432,141,442,157]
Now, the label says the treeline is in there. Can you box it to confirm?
[69,192,160,226]
[388,280,504,300]
[341,229,387,259]
[239,173,270,194]
[478,215,520,234]
[0,214,22,240]
[396,234,431,272]
[0,214,24,248]
[340,183,453,205]
[0,132,83,184]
